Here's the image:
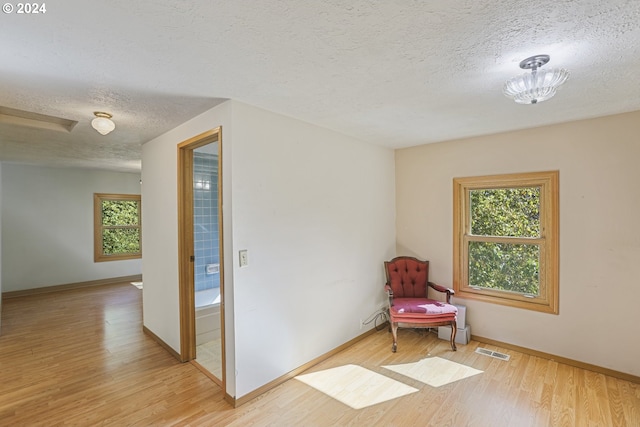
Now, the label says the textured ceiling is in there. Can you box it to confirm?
[1,1,639,172]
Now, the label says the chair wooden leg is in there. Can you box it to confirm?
[450,320,457,351]
[391,322,398,352]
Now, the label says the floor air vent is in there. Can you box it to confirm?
[475,347,510,361]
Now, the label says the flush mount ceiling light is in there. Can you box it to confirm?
[503,55,569,104]
[91,111,115,135]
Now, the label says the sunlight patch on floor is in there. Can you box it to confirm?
[383,356,483,387]
[295,364,418,409]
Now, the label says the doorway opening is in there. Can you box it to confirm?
[177,128,225,387]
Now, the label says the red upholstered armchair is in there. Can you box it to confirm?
[384,256,458,352]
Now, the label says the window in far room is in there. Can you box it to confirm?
[94,193,141,262]
[453,171,559,314]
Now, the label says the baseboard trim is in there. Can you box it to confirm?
[143,325,182,362]
[472,335,640,384]
[224,392,235,407]
[2,275,143,299]
[232,327,380,407]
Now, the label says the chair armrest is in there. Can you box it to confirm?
[384,284,394,306]
[428,281,455,303]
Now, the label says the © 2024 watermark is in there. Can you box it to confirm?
[3,2,47,14]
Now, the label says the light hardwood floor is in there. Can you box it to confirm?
[1,283,638,426]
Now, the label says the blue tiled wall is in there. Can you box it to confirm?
[193,152,219,292]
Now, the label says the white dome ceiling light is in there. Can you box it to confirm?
[503,55,570,105]
[91,112,116,135]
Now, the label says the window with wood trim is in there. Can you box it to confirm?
[453,171,559,314]
[94,193,141,262]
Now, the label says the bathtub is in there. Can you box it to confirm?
[195,287,221,345]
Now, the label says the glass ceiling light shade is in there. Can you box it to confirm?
[91,112,115,135]
[503,55,569,104]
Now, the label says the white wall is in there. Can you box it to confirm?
[395,110,640,376]
[230,102,395,397]
[1,164,142,292]
[141,100,396,399]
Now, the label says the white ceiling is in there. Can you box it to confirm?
[1,1,639,173]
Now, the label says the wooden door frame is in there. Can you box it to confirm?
[177,128,225,387]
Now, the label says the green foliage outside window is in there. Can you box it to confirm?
[102,200,140,255]
[102,200,139,226]
[468,188,540,295]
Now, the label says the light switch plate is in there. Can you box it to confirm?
[239,249,248,267]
